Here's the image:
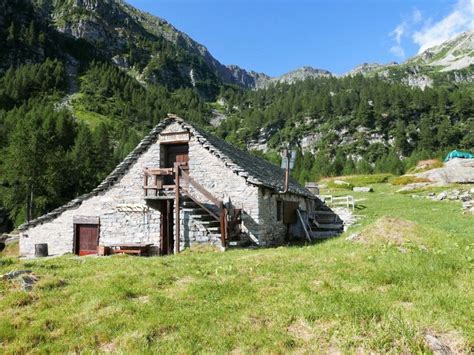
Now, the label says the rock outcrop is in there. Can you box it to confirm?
[416,158,474,185]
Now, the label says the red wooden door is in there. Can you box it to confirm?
[164,144,189,184]
[165,144,189,167]
[76,224,99,256]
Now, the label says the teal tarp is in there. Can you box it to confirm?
[444,150,474,162]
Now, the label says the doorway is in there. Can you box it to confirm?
[163,143,189,184]
[157,200,174,255]
[75,224,99,256]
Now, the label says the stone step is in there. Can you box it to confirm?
[182,201,198,207]
[314,210,336,215]
[311,231,340,239]
[190,214,216,221]
[199,220,220,226]
[313,223,343,230]
[314,215,338,224]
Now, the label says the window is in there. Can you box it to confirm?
[276,200,283,221]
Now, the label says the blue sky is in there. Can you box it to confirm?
[127,0,474,76]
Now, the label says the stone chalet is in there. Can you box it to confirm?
[19,115,342,257]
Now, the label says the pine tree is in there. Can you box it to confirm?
[6,22,16,43]
[93,123,114,181]
[71,125,98,195]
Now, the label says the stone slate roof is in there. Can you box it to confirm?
[179,120,314,198]
[19,115,314,231]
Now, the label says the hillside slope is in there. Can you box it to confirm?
[0,182,472,352]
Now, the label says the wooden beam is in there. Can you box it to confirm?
[180,169,221,207]
[174,162,180,254]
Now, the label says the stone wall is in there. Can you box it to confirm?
[20,120,315,256]
[20,141,163,257]
[187,133,261,242]
[257,190,314,245]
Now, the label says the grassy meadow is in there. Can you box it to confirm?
[0,180,473,353]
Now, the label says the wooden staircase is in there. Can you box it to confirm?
[297,206,344,240]
[310,207,344,239]
[181,198,222,241]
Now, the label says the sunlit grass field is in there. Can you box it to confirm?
[1,182,473,353]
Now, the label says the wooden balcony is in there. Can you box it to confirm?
[143,167,175,199]
[143,164,242,251]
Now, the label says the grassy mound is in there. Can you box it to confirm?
[351,217,424,246]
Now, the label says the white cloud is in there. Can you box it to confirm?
[412,8,422,24]
[412,0,474,53]
[389,23,407,59]
[390,45,405,59]
[392,23,405,44]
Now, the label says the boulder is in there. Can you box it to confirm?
[436,191,448,201]
[353,186,373,192]
[416,158,474,185]
[334,180,350,186]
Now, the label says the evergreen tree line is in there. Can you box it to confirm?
[0,59,211,227]
[217,75,474,182]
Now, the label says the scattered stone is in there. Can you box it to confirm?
[21,274,39,291]
[428,192,436,197]
[334,180,350,186]
[1,270,38,291]
[396,182,431,193]
[424,334,452,355]
[332,207,358,231]
[353,186,373,192]
[346,232,360,241]
[398,246,408,254]
[436,191,448,201]
[1,270,32,280]
[459,193,471,202]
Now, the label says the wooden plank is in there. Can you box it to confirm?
[175,162,180,254]
[297,209,312,242]
[180,169,221,207]
[181,187,220,221]
[220,208,227,248]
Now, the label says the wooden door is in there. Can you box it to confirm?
[75,224,99,256]
[165,144,189,168]
[164,143,189,185]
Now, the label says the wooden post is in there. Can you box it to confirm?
[220,206,227,249]
[174,163,180,254]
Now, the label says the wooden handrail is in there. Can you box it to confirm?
[181,187,220,221]
[143,165,239,250]
[179,167,222,208]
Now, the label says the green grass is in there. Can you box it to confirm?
[0,241,19,258]
[0,183,473,353]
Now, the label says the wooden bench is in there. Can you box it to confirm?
[110,244,152,256]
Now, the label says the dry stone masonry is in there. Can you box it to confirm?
[20,116,329,257]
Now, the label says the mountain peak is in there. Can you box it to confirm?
[407,29,474,71]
